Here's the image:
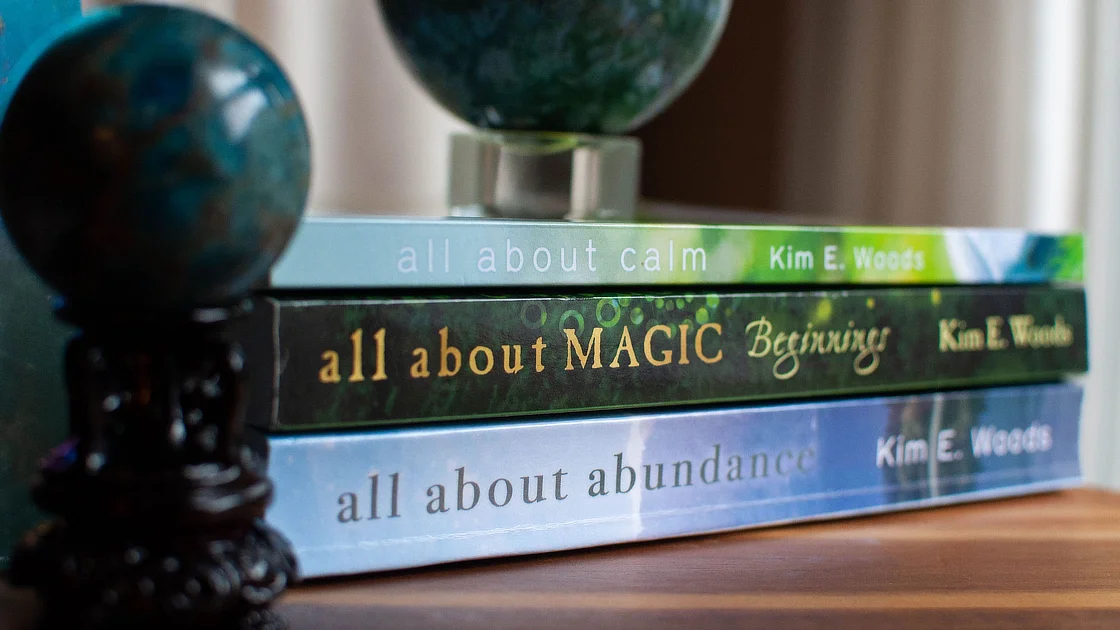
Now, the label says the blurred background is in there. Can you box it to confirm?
[87,0,1119,489]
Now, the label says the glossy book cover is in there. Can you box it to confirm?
[245,285,1087,430]
[264,383,1083,578]
[269,217,1083,288]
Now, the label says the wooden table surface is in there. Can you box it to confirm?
[3,488,1119,629]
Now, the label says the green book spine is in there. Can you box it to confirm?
[246,286,1088,431]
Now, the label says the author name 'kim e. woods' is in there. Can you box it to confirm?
[248,286,1087,430]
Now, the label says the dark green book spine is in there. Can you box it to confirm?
[246,286,1087,431]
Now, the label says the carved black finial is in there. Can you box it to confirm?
[0,5,310,628]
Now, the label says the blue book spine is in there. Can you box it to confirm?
[266,383,1083,578]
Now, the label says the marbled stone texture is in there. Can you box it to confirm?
[0,5,311,311]
[378,0,730,134]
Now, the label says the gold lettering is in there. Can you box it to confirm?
[808,331,825,353]
[823,330,843,353]
[772,347,800,380]
[564,328,603,370]
[850,329,867,351]
[609,326,639,368]
[877,327,891,351]
[773,332,788,356]
[840,324,854,352]
[1008,314,1074,348]
[532,337,546,372]
[349,329,364,382]
[986,316,1005,350]
[696,323,723,364]
[678,324,691,365]
[800,324,815,354]
[370,328,387,381]
[939,319,958,351]
[865,329,879,352]
[502,345,524,374]
[745,318,773,357]
[438,327,461,377]
[644,325,673,367]
[742,318,888,380]
[469,346,494,375]
[853,328,883,376]
[410,348,430,378]
[319,351,341,383]
[1008,315,1035,347]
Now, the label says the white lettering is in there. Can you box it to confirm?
[621,248,637,272]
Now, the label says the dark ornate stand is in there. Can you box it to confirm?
[9,307,295,629]
[0,5,311,629]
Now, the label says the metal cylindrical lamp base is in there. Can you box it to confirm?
[449,131,641,220]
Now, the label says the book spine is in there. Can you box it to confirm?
[269,218,1084,288]
[265,383,1083,578]
[250,286,1087,430]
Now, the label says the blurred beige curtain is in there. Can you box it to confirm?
[85,0,467,216]
[782,0,1118,490]
[781,0,1085,232]
[1080,0,1120,491]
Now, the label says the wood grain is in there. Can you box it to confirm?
[3,489,1119,629]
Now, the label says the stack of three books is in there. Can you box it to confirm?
[249,216,1086,579]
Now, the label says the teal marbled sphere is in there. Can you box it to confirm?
[377,0,730,134]
[0,5,310,311]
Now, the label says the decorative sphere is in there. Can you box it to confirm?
[0,5,311,311]
[377,0,730,135]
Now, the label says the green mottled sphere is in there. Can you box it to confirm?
[377,0,730,134]
[0,5,310,311]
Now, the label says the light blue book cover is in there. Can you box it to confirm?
[266,383,1083,578]
[269,217,1084,289]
